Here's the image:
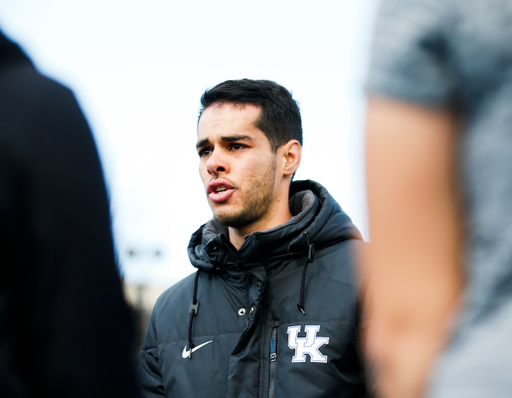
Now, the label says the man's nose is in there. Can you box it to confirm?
[206,149,229,176]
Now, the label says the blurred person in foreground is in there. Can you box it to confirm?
[0,31,139,397]
[363,0,512,397]
[138,79,369,397]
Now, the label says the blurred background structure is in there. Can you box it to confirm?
[0,0,378,343]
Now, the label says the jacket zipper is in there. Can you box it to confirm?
[269,327,279,398]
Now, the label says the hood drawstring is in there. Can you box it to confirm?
[187,270,201,358]
[297,231,315,315]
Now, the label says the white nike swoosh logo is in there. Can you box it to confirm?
[182,340,213,358]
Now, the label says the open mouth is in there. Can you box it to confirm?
[208,180,235,203]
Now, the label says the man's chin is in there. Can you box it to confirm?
[213,211,256,229]
[213,214,242,228]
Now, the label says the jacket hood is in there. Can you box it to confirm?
[188,179,362,272]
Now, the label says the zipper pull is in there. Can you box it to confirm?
[270,334,277,361]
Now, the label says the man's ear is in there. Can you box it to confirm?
[279,140,302,177]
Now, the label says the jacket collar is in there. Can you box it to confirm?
[187,179,361,272]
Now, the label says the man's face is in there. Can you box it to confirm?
[197,103,278,228]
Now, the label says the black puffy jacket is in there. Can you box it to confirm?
[138,180,368,397]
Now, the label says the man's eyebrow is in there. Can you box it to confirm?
[221,135,253,143]
[196,138,210,149]
[196,135,254,149]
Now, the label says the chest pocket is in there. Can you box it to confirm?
[268,321,367,398]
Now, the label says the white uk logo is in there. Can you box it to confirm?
[287,325,329,363]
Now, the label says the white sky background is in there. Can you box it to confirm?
[0,0,378,287]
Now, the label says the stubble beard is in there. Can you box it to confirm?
[213,158,277,229]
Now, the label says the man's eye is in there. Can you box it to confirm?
[198,148,212,157]
[231,144,245,151]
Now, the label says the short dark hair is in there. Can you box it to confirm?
[199,79,302,152]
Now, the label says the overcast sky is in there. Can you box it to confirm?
[0,0,378,287]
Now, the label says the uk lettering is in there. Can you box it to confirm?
[287,325,329,363]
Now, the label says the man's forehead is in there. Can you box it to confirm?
[197,103,263,140]
[199,102,261,125]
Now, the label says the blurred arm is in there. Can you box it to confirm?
[363,97,464,398]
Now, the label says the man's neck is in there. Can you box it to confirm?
[228,205,294,249]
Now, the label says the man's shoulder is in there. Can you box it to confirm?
[315,238,366,286]
[318,237,366,260]
[0,58,74,111]
[152,272,198,317]
[0,56,88,157]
